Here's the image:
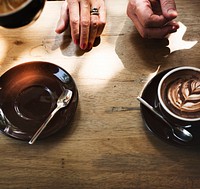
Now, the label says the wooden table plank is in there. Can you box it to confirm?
[0,1,200,189]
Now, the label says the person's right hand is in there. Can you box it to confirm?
[127,0,179,38]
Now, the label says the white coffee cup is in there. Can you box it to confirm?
[157,66,200,126]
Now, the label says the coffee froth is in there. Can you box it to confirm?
[160,69,200,119]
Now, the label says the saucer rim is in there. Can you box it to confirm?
[0,61,78,141]
[140,68,200,147]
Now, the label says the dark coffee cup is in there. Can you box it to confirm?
[0,0,46,28]
[157,66,200,127]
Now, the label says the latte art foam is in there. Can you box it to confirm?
[167,79,200,113]
[161,69,200,119]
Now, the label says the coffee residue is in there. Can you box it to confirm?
[0,0,28,14]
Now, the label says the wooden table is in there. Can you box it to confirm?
[0,1,200,189]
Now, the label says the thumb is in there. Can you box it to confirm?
[55,2,69,34]
[160,0,178,20]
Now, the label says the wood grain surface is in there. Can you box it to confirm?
[0,1,200,189]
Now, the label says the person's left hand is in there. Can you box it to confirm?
[55,0,106,50]
[127,0,179,39]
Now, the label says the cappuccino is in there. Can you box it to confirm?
[158,67,200,121]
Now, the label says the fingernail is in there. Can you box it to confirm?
[88,43,93,50]
[172,26,176,30]
[170,26,178,33]
[74,39,79,45]
[81,43,87,50]
[168,9,177,17]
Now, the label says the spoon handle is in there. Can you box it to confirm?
[137,96,170,127]
[28,105,61,145]
[137,96,193,142]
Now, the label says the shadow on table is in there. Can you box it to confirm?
[115,19,171,72]
[51,27,101,57]
[115,19,199,73]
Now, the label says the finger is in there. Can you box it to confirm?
[80,0,90,50]
[131,13,177,39]
[165,20,179,29]
[55,1,69,34]
[160,0,177,20]
[88,14,98,49]
[133,1,168,28]
[68,0,80,45]
[146,25,178,39]
[96,2,106,37]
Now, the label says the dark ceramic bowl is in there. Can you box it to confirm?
[0,0,46,28]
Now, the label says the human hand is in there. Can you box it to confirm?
[55,0,106,50]
[127,0,179,38]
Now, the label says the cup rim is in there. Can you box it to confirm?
[0,0,32,16]
[157,66,200,122]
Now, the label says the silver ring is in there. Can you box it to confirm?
[90,8,99,16]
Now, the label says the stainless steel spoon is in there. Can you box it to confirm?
[137,96,193,142]
[29,89,73,144]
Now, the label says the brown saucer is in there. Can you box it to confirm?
[0,61,78,141]
[140,69,200,146]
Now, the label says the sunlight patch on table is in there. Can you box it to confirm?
[139,65,161,96]
[0,37,8,62]
[167,22,198,54]
[78,43,124,86]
